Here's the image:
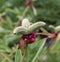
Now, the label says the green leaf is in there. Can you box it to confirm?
[15,49,22,62]
[31,40,46,62]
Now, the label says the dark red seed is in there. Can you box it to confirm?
[22,32,36,44]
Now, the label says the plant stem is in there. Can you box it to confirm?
[36,32,52,36]
[22,6,29,18]
[20,45,27,62]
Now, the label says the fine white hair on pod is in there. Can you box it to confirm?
[22,18,31,28]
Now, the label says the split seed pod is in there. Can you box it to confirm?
[13,18,46,34]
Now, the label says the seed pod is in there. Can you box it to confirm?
[55,26,60,33]
[49,25,55,32]
[28,21,46,34]
[22,18,31,28]
[13,20,46,34]
[13,26,28,34]
[49,25,60,33]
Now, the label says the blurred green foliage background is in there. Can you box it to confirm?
[0,0,60,62]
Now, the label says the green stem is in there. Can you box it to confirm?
[20,45,27,62]
[22,6,30,18]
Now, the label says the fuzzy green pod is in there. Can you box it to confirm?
[13,26,28,34]
[49,25,60,33]
[28,21,46,34]
[13,18,46,34]
[49,25,55,32]
[13,21,46,34]
[55,26,60,33]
